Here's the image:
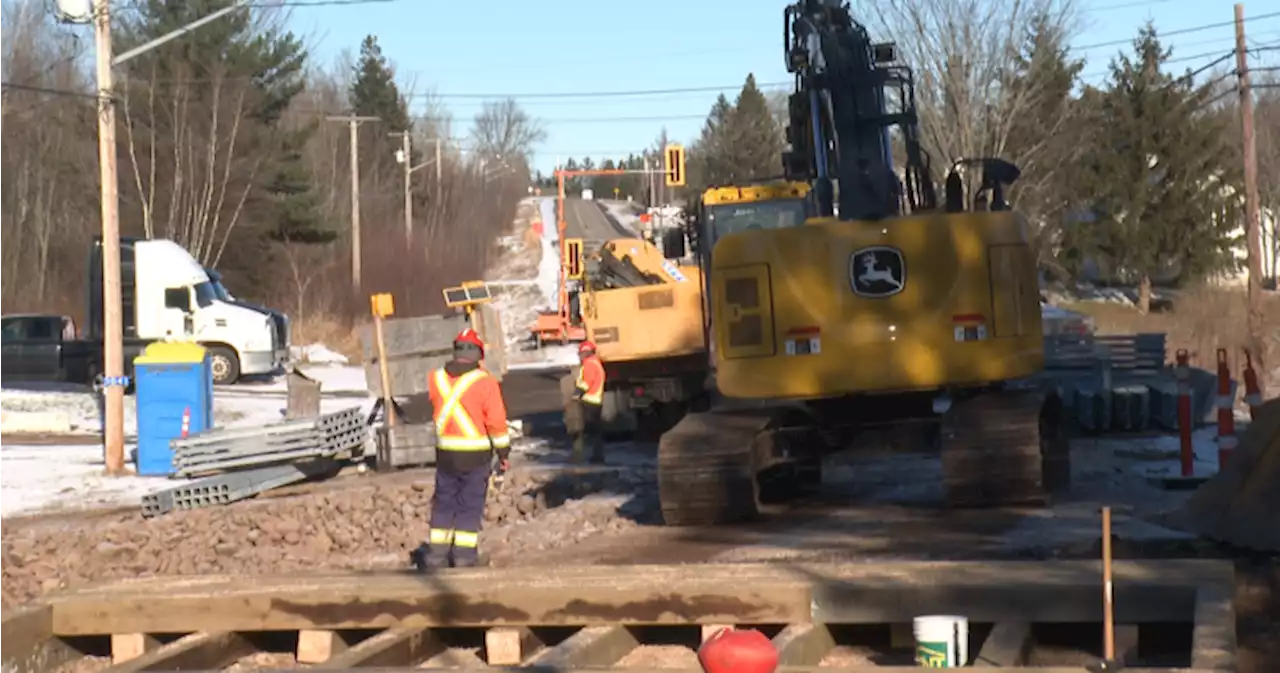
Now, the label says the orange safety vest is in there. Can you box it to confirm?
[429,368,511,451]
[576,355,605,405]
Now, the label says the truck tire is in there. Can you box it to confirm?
[209,346,241,385]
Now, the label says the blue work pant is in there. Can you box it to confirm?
[427,464,489,564]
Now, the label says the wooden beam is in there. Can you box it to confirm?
[524,626,639,667]
[486,626,545,665]
[44,560,1234,635]
[318,626,445,668]
[1190,584,1237,672]
[973,621,1031,667]
[297,629,349,664]
[0,604,80,673]
[771,623,836,666]
[100,632,253,673]
[110,634,158,663]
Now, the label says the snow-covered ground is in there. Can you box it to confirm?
[499,196,579,370]
[0,197,584,517]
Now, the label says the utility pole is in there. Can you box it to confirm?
[328,115,379,290]
[435,137,443,198]
[394,131,413,243]
[93,0,125,475]
[1235,3,1267,390]
[58,0,251,477]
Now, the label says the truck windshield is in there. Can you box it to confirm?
[707,199,808,243]
[193,281,221,308]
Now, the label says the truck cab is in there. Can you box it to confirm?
[88,238,289,385]
[0,314,94,384]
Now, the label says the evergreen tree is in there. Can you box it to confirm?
[266,125,330,243]
[1001,15,1086,273]
[349,35,413,185]
[687,75,785,192]
[114,0,314,286]
[1066,25,1240,311]
[350,35,411,133]
[725,74,785,181]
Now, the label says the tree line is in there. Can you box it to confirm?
[1,0,546,333]
[671,0,1280,312]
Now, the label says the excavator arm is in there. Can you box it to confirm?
[782,0,937,219]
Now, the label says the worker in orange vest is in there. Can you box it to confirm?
[410,329,510,570]
[571,340,606,464]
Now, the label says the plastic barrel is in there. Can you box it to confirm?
[913,615,969,668]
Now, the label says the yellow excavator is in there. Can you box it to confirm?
[656,0,1060,525]
[572,180,812,437]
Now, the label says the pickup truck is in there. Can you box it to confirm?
[1,314,98,385]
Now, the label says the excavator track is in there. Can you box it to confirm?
[939,387,1065,507]
[657,409,771,526]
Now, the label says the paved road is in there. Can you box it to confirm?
[563,198,632,252]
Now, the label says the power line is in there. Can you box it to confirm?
[1075,11,1280,51]
[0,81,100,100]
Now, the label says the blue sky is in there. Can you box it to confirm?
[285,0,1280,175]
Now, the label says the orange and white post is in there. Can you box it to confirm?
[1242,349,1263,420]
[1214,349,1237,468]
[1175,350,1193,477]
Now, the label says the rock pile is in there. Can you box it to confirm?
[1,466,659,608]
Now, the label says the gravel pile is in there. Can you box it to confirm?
[1,466,659,608]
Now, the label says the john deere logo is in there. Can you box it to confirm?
[850,246,906,298]
[915,641,949,668]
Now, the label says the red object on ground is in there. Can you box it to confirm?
[697,628,778,673]
[1214,348,1237,468]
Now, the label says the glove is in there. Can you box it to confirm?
[490,455,510,488]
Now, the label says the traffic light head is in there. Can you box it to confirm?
[664,144,686,188]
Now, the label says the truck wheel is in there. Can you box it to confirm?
[209,347,241,385]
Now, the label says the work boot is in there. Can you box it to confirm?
[452,556,480,569]
[407,545,432,573]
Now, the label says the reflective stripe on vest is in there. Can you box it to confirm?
[433,368,491,451]
[576,358,604,405]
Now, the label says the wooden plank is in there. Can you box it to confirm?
[45,560,1235,636]
[524,626,639,667]
[972,621,1030,667]
[0,604,80,673]
[99,632,252,673]
[297,629,348,664]
[110,633,158,664]
[486,626,545,665]
[771,623,836,666]
[1190,585,1238,672]
[317,626,444,668]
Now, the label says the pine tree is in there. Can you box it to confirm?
[725,74,785,181]
[1001,15,1086,273]
[114,0,312,288]
[266,125,330,243]
[1067,25,1240,311]
[350,35,411,133]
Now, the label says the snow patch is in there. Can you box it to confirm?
[290,343,350,366]
[0,443,173,517]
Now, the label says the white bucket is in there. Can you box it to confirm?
[913,615,969,668]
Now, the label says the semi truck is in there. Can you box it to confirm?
[85,237,289,385]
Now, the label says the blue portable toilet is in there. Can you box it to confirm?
[133,342,214,476]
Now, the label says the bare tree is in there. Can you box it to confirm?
[470,98,546,162]
[854,0,1083,265]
